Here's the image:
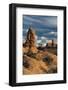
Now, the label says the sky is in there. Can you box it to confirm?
[23,15,57,46]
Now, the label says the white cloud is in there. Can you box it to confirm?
[37,40,42,44]
[41,36,47,40]
[23,29,28,32]
[36,36,48,47]
[42,16,57,28]
[48,31,57,36]
[42,43,47,47]
[41,36,45,40]
[35,35,38,40]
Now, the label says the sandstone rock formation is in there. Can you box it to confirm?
[23,27,57,75]
[23,27,38,53]
[46,40,57,48]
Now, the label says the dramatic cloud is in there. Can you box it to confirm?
[23,15,57,43]
[23,15,57,29]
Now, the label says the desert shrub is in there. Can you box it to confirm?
[27,51,36,59]
[42,56,52,65]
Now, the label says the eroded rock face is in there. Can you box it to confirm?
[23,27,38,53]
[23,27,57,75]
[23,51,57,75]
[46,40,57,48]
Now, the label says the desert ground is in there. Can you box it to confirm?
[23,27,57,75]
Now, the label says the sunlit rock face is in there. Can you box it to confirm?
[23,27,38,53]
[46,40,57,48]
[23,27,57,75]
